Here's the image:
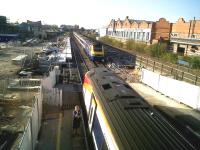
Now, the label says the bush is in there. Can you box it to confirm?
[125,39,135,50]
[179,56,191,62]
[178,56,200,69]
[100,37,181,64]
[189,56,200,69]
[100,36,113,44]
[100,36,124,48]
[125,40,146,53]
[144,43,167,57]
[111,39,123,48]
[161,52,178,64]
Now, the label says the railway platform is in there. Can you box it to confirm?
[129,82,200,149]
[35,84,87,150]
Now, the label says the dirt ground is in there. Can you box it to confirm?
[0,45,43,78]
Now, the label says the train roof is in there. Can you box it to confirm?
[86,67,195,150]
[74,32,100,46]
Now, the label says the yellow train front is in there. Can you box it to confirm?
[82,67,196,150]
[74,32,104,62]
[89,41,104,62]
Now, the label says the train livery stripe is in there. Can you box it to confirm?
[83,84,119,150]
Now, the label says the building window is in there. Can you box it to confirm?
[134,32,136,39]
[146,33,149,41]
[130,32,132,38]
[137,32,140,39]
[191,34,196,39]
[142,32,145,41]
[171,33,178,37]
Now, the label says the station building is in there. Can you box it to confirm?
[170,18,200,55]
[107,16,171,44]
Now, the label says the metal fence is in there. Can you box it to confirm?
[136,55,200,86]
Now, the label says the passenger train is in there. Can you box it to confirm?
[73,32,104,62]
[82,67,195,150]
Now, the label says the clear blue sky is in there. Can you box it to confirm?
[0,0,199,28]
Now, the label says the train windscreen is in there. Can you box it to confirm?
[93,43,103,52]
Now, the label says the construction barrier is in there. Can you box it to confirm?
[13,95,42,149]
[141,69,200,110]
[41,66,62,106]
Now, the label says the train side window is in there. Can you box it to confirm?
[88,93,95,122]
[88,93,97,131]
[89,107,93,124]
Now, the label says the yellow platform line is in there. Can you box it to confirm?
[56,113,62,150]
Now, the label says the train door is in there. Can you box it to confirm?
[88,93,97,132]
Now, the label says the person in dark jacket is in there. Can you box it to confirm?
[72,105,81,135]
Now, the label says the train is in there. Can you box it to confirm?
[73,32,104,62]
[82,67,195,150]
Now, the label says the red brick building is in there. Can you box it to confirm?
[107,16,171,44]
[171,18,200,55]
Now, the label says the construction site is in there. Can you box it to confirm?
[0,36,74,149]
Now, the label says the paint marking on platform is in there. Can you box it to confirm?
[56,113,62,150]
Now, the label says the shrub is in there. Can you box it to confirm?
[189,56,200,69]
[161,52,178,64]
[144,43,167,57]
[100,36,124,48]
[125,40,146,53]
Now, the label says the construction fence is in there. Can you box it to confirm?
[141,68,200,111]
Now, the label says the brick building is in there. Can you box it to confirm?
[171,18,200,55]
[107,16,153,44]
[151,18,172,43]
[107,16,171,44]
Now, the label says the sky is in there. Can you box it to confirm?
[0,0,200,29]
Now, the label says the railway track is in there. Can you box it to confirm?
[72,35,140,84]
[72,35,199,149]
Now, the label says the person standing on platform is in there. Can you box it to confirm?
[72,105,81,136]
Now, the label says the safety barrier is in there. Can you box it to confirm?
[136,55,200,86]
[141,69,200,110]
[41,66,62,106]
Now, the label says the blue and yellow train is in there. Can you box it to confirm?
[73,32,104,62]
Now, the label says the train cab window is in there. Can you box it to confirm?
[93,45,102,52]
[102,84,111,90]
